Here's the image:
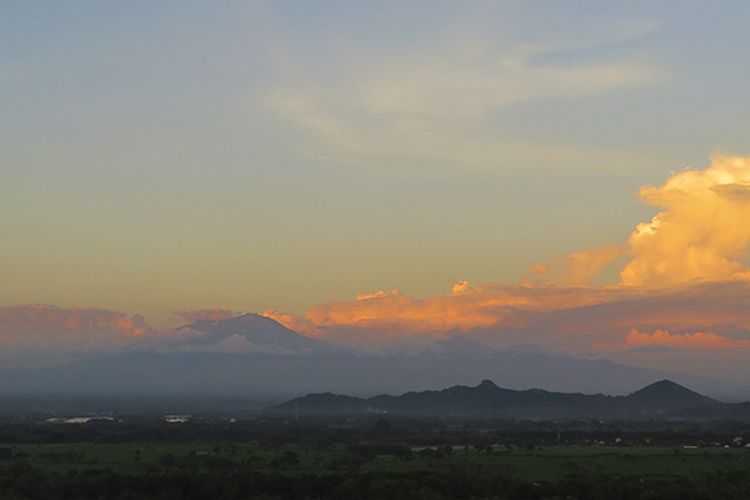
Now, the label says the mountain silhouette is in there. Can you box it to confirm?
[173,313,333,354]
[271,379,729,419]
[626,379,715,410]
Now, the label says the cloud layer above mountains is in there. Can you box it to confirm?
[2,156,750,369]
[0,304,148,350]
[261,155,750,353]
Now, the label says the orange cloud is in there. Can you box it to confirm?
[532,245,624,285]
[264,281,629,340]
[262,151,750,349]
[9,154,750,361]
[620,155,750,287]
[597,328,750,351]
[0,304,150,351]
[261,278,750,354]
[260,308,320,337]
[531,156,750,290]
[302,286,503,334]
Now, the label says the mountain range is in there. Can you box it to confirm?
[271,379,748,420]
[0,313,734,410]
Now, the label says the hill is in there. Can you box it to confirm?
[270,379,730,419]
[626,379,715,410]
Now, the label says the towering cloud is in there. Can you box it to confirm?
[621,155,750,287]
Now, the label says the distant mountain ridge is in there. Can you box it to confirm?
[270,379,742,420]
[0,313,732,406]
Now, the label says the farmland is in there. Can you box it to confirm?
[1,417,750,498]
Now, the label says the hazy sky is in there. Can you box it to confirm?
[4,1,750,327]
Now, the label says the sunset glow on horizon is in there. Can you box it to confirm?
[4,2,750,384]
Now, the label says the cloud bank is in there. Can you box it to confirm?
[0,305,150,364]
[261,156,750,354]
[598,328,750,351]
[3,156,750,370]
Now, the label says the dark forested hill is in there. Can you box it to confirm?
[270,379,740,419]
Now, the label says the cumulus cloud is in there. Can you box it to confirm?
[8,155,750,369]
[261,154,750,351]
[0,304,150,352]
[620,155,750,287]
[529,155,750,289]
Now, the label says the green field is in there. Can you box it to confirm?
[4,442,748,481]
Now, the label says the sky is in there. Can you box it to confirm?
[3,2,750,377]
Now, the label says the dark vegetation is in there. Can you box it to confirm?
[0,415,750,499]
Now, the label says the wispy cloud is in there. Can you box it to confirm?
[265,22,664,172]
